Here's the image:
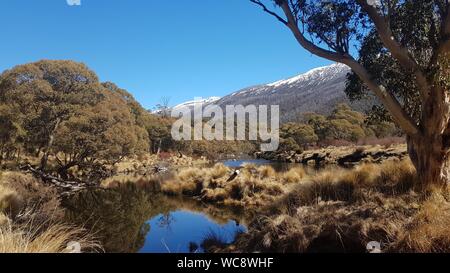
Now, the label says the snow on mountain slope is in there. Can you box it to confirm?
[214,63,369,122]
[172,97,221,111]
[164,63,370,122]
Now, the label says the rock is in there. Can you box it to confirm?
[65,241,81,253]
[256,144,408,166]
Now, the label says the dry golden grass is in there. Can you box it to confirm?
[230,160,450,253]
[159,159,450,253]
[162,163,291,208]
[282,167,307,184]
[0,221,101,253]
[0,171,101,253]
[0,183,23,218]
[257,166,276,179]
[0,212,10,227]
[390,192,450,253]
[1,172,64,223]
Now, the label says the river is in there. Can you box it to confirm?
[63,159,293,253]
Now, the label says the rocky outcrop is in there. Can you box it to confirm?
[256,144,408,167]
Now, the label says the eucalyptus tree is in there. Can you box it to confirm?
[0,60,149,177]
[251,0,450,188]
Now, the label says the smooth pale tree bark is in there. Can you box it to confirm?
[40,117,61,171]
[408,61,450,188]
[252,0,450,189]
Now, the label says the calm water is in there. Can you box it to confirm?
[63,158,295,253]
[64,188,247,253]
[139,210,246,253]
[222,158,300,172]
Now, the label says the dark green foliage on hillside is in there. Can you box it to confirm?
[280,103,400,150]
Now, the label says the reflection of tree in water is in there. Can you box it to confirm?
[63,189,247,253]
[158,213,175,231]
[63,184,173,252]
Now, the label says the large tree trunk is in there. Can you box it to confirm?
[407,85,450,189]
[408,135,450,189]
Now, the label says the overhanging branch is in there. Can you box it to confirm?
[250,0,288,25]
[278,1,349,62]
[256,0,420,136]
[356,0,430,100]
[344,59,420,136]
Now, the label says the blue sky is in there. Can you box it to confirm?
[0,0,333,109]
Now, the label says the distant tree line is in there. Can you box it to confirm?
[279,103,402,152]
[0,60,256,179]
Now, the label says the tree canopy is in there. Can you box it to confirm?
[0,60,149,177]
[251,0,450,187]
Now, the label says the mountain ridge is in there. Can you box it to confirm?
[166,63,370,122]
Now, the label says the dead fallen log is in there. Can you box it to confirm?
[20,164,98,196]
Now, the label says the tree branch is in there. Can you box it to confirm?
[276,0,420,136]
[250,0,288,25]
[343,59,420,136]
[356,0,430,100]
[278,2,349,63]
[429,2,449,80]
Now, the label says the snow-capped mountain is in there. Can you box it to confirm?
[214,63,369,122]
[172,97,221,112]
[162,63,370,122]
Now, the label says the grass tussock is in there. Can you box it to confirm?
[162,163,297,208]
[390,192,450,253]
[160,159,449,253]
[0,221,101,253]
[282,167,307,184]
[0,172,63,223]
[0,171,100,253]
[0,183,23,218]
[231,160,450,253]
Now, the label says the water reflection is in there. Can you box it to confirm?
[222,158,301,172]
[63,184,246,253]
[140,210,246,253]
[63,185,159,253]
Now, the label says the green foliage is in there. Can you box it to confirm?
[329,104,365,126]
[280,123,318,149]
[0,60,150,174]
[324,119,366,142]
[280,104,399,150]
[279,137,302,153]
[343,0,447,123]
[0,105,25,161]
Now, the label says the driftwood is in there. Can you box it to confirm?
[20,164,98,196]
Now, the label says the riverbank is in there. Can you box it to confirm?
[0,171,101,252]
[157,159,450,253]
[2,151,449,253]
[256,144,408,166]
[225,161,449,253]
